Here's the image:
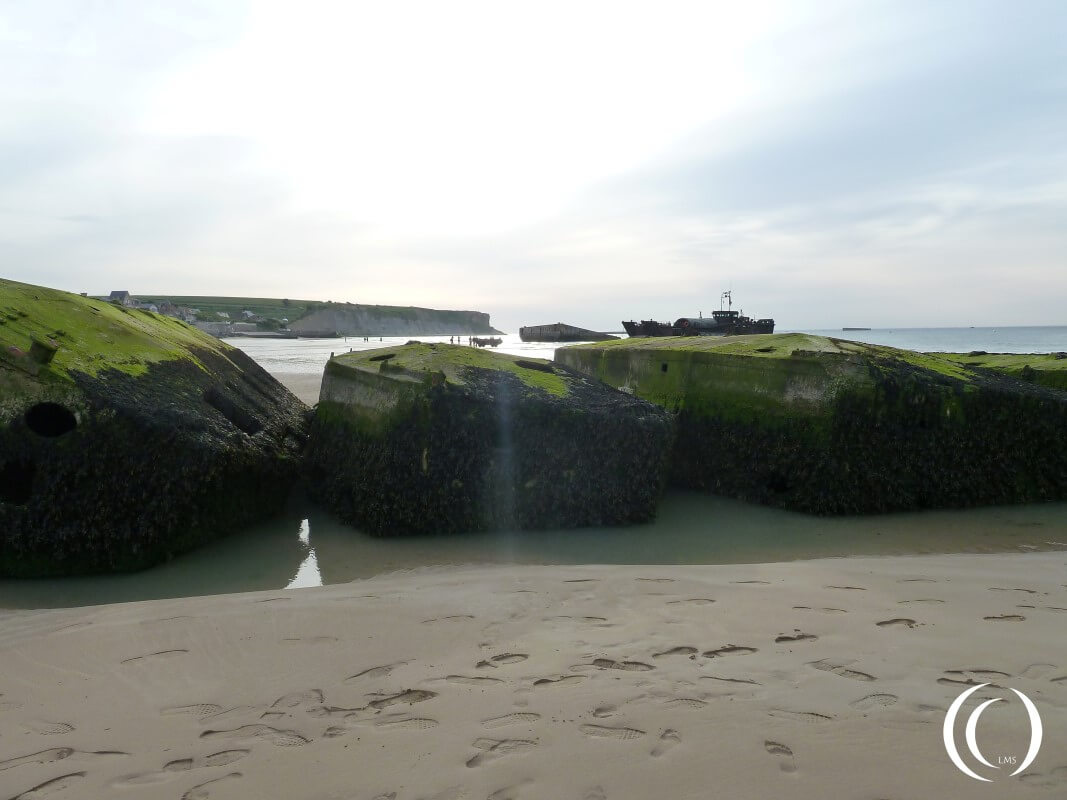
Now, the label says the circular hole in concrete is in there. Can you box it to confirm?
[25,403,78,437]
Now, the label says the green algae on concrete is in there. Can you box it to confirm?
[0,279,308,577]
[939,351,1067,392]
[0,279,233,382]
[328,342,571,396]
[556,334,1067,514]
[305,342,673,535]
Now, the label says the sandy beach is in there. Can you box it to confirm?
[274,372,323,406]
[1,553,1064,799]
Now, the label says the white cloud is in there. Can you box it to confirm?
[1,0,1065,331]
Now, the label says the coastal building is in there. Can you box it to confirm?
[108,290,135,307]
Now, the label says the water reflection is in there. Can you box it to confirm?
[2,491,1066,609]
[285,519,323,589]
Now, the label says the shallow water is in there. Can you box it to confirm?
[2,490,1065,609]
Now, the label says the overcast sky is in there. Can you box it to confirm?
[2,0,1064,331]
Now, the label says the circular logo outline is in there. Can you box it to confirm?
[942,683,1043,781]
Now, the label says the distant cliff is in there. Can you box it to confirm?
[289,305,502,337]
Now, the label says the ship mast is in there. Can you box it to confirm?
[720,290,732,312]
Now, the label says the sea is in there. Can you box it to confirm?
[223,326,1067,375]
[1,326,1065,608]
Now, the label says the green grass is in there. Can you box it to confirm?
[331,343,570,396]
[562,333,979,382]
[939,352,1067,371]
[1,279,230,383]
[938,351,1067,390]
[129,295,488,324]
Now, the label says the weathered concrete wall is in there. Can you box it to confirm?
[557,334,1067,514]
[305,343,673,535]
[0,279,309,576]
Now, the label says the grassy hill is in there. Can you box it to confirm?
[125,296,497,330]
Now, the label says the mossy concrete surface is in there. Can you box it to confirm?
[939,351,1067,391]
[557,334,1067,514]
[1,279,232,381]
[0,279,309,577]
[306,343,673,534]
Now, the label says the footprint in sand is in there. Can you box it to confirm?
[653,646,698,658]
[731,580,770,585]
[121,649,189,664]
[345,663,403,683]
[793,606,847,613]
[200,725,309,746]
[419,788,469,800]
[663,698,709,710]
[442,675,505,686]
[199,706,259,724]
[768,709,834,724]
[181,772,242,800]
[583,788,607,800]
[483,712,541,729]
[0,748,126,772]
[808,660,876,682]
[1018,766,1067,788]
[984,614,1026,621]
[898,599,944,605]
[764,741,797,773]
[701,675,761,687]
[9,772,86,799]
[591,658,654,672]
[23,720,75,736]
[162,704,224,719]
[825,585,866,591]
[666,598,715,606]
[113,751,249,787]
[466,738,538,767]
[579,724,644,741]
[651,729,681,757]
[374,717,439,730]
[1019,663,1058,679]
[533,676,585,688]
[876,618,918,628]
[990,587,1038,594]
[703,645,758,658]
[849,693,898,710]
[775,632,817,643]
[938,668,1010,689]
[477,654,529,668]
[272,689,324,709]
[368,690,437,710]
[487,781,531,800]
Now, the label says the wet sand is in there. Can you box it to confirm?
[1,553,1064,798]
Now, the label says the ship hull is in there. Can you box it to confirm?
[623,318,775,337]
